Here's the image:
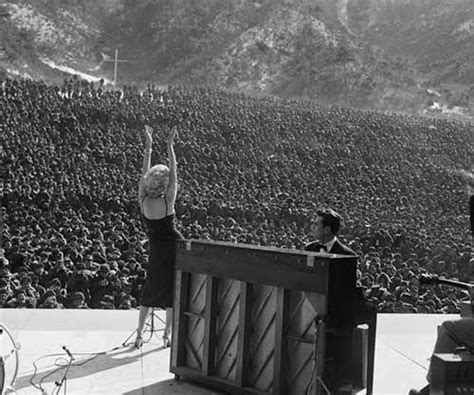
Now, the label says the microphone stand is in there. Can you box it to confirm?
[122,308,166,347]
[54,346,74,395]
[419,274,474,317]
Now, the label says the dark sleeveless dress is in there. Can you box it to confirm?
[140,213,184,308]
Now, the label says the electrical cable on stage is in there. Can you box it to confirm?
[389,346,429,371]
[29,342,126,395]
[28,310,167,394]
[0,323,21,395]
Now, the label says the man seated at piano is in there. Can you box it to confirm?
[410,169,474,395]
[304,208,378,394]
[304,208,356,255]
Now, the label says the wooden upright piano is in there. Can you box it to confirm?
[170,240,377,395]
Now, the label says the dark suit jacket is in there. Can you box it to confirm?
[305,238,357,256]
[305,238,373,328]
[329,239,357,255]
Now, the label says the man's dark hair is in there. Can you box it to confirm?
[316,208,343,235]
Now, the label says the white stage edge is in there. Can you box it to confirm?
[0,309,459,395]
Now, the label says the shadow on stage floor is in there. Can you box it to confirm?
[123,378,230,395]
[0,308,460,394]
[14,345,168,392]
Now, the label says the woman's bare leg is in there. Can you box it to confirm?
[134,305,150,348]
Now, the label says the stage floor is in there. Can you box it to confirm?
[0,309,458,395]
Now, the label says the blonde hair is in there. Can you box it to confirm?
[144,164,170,196]
[144,164,170,181]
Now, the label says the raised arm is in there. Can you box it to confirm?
[165,126,178,204]
[138,125,153,202]
[455,169,474,187]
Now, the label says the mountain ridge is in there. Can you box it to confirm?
[1,0,473,120]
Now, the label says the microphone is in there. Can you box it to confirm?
[62,345,74,360]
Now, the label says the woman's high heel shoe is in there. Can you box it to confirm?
[162,334,171,348]
[134,334,144,349]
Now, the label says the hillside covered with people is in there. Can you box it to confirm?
[2,77,472,313]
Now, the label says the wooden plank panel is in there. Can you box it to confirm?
[287,292,321,339]
[171,270,189,368]
[236,281,252,387]
[286,339,314,395]
[184,273,207,371]
[177,250,333,294]
[185,315,204,370]
[273,288,288,395]
[248,284,276,392]
[313,320,326,395]
[177,239,317,255]
[187,273,207,315]
[215,278,240,382]
[286,291,320,395]
[203,276,218,376]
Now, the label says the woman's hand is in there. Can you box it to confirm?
[455,169,474,194]
[455,169,474,184]
[167,126,178,145]
[144,125,153,148]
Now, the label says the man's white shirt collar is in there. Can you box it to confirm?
[324,236,337,252]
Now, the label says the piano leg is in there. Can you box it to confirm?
[324,328,354,394]
[365,316,377,395]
